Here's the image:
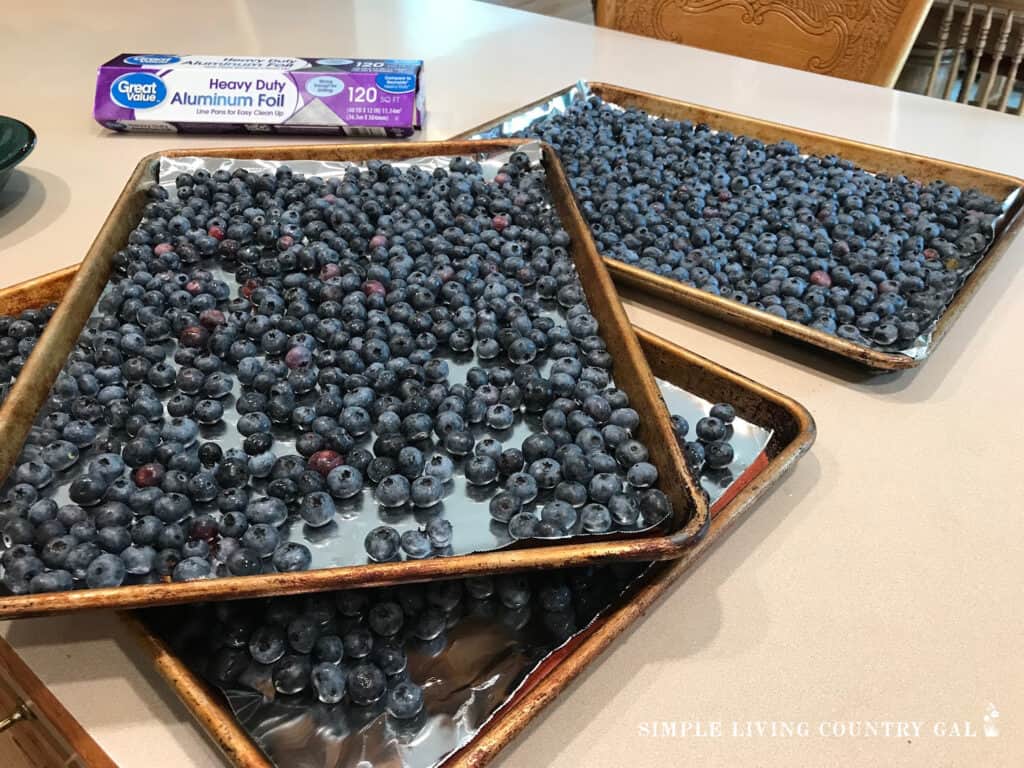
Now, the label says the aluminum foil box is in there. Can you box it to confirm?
[94,54,424,137]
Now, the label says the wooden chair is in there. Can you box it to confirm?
[922,1,1024,114]
[594,0,933,86]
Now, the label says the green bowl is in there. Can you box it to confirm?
[0,116,36,195]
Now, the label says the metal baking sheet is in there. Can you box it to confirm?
[0,140,709,619]
[126,327,809,768]
[143,367,768,768]
[461,81,1024,371]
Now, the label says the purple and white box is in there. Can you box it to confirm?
[94,55,424,137]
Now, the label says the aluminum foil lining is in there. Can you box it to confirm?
[149,382,770,768]
[157,142,543,190]
[470,81,1021,361]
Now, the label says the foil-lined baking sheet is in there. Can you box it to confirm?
[470,81,1021,361]
[147,379,770,768]
[3,146,767,594]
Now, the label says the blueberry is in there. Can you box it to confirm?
[241,523,279,559]
[347,662,387,706]
[272,542,312,572]
[608,493,640,526]
[425,518,453,549]
[373,642,408,678]
[400,529,432,559]
[41,440,80,471]
[497,448,524,475]
[535,579,573,615]
[272,654,311,695]
[311,662,347,704]
[465,455,499,486]
[130,515,164,545]
[485,403,515,430]
[410,475,444,507]
[193,399,224,424]
[298,492,336,528]
[63,420,97,446]
[683,440,705,470]
[227,548,263,576]
[286,615,320,653]
[580,503,613,533]
[588,472,622,503]
[365,526,401,562]
[249,625,288,664]
[709,403,736,423]
[122,544,157,575]
[705,441,735,469]
[326,465,363,499]
[639,488,673,523]
[156,522,186,550]
[424,454,452,484]
[505,472,538,503]
[541,500,577,532]
[152,493,191,523]
[387,680,425,719]
[528,458,562,489]
[366,457,396,485]
[412,608,447,641]
[29,570,74,593]
[172,556,212,581]
[86,552,126,588]
[375,474,411,507]
[497,575,531,609]
[626,461,659,488]
[26,498,57,526]
[89,452,126,482]
[38,534,75,569]
[614,439,649,468]
[554,480,588,508]
[247,497,288,526]
[2,555,45,593]
[508,511,539,540]
[695,416,727,442]
[368,602,404,636]
[313,635,345,664]
[97,526,131,554]
[444,430,475,457]
[65,542,102,580]
[341,628,375,663]
[16,460,54,488]
[489,491,521,523]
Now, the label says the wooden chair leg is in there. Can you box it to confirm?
[998,32,1024,112]
[945,3,978,101]
[961,5,995,103]
[927,1,957,97]
[979,10,1015,107]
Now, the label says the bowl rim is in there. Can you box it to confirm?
[0,115,36,172]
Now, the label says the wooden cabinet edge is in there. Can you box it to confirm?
[0,636,117,767]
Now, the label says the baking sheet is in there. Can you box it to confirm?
[144,378,769,768]
[1,144,735,597]
[469,81,1021,361]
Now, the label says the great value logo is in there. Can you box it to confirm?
[110,72,168,109]
[124,55,181,66]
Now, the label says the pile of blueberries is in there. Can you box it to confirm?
[152,565,640,724]
[0,152,690,596]
[517,98,1004,351]
[0,304,55,398]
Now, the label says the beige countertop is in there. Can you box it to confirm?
[1,1,1023,767]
